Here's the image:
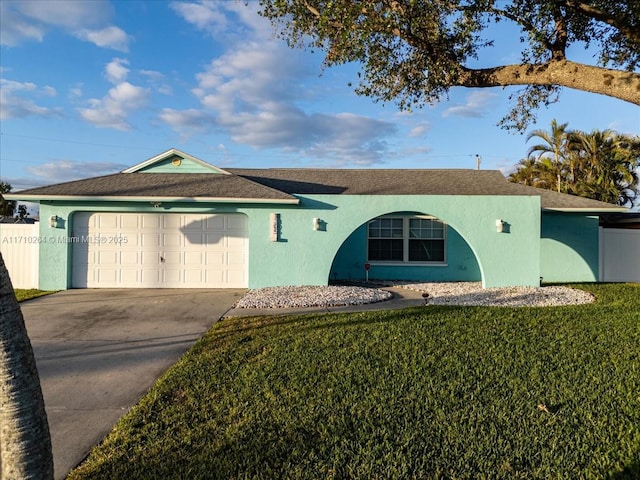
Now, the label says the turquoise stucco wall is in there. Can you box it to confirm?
[540,212,600,282]
[37,194,542,290]
[330,221,482,282]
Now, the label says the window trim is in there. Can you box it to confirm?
[367,215,447,265]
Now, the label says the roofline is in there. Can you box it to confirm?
[122,148,231,174]
[542,207,628,213]
[3,194,299,205]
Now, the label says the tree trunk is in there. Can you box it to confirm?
[0,253,53,480]
[458,60,640,106]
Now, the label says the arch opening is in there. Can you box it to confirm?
[329,211,482,284]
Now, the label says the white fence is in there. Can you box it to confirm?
[0,223,40,289]
[600,227,640,283]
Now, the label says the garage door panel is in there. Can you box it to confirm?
[226,216,247,229]
[140,215,161,229]
[97,215,118,229]
[120,251,139,265]
[204,232,226,247]
[162,269,182,283]
[184,251,203,265]
[227,270,246,284]
[141,233,161,247]
[120,269,140,284]
[183,233,204,246]
[163,233,182,247]
[96,269,118,283]
[120,214,140,229]
[140,251,161,266]
[227,251,247,265]
[97,250,119,266]
[162,215,179,228]
[184,269,204,283]
[226,236,247,249]
[73,213,248,288]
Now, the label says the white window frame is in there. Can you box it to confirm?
[367,215,447,265]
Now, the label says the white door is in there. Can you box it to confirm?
[72,212,248,288]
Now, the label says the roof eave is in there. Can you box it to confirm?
[542,207,628,213]
[4,194,299,205]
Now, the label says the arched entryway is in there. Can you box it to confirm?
[329,211,481,283]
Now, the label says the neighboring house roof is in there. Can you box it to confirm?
[0,216,37,224]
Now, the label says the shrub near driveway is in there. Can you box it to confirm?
[69,284,640,479]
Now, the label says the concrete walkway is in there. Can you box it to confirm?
[224,285,427,317]
[22,288,245,480]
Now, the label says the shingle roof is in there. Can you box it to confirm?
[11,172,297,202]
[228,168,624,211]
[9,168,625,211]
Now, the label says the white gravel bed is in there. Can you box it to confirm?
[235,285,393,309]
[235,282,594,309]
[398,282,595,307]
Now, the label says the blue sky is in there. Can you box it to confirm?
[1,0,639,196]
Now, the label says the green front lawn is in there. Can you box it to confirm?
[69,284,640,479]
[15,289,56,302]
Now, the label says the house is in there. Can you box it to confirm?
[4,148,628,291]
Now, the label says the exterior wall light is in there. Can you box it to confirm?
[313,217,320,231]
[270,213,280,241]
[496,219,504,233]
[49,215,58,228]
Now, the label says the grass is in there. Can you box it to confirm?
[68,283,640,479]
[14,289,56,302]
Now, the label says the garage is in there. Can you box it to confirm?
[71,212,248,288]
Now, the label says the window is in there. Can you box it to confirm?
[368,216,446,263]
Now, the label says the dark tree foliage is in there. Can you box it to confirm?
[259,1,640,130]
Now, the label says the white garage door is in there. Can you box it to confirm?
[72,212,248,288]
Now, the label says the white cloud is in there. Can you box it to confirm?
[170,1,228,34]
[42,86,57,96]
[160,7,396,165]
[0,0,129,51]
[105,58,129,84]
[79,82,149,130]
[159,108,214,136]
[0,78,58,120]
[26,160,126,182]
[170,1,268,40]
[0,3,44,45]
[442,91,498,118]
[140,70,172,95]
[76,26,130,52]
[409,122,431,137]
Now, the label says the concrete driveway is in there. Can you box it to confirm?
[21,288,245,480]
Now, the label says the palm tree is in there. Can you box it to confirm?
[569,130,640,206]
[511,120,640,207]
[0,253,53,479]
[526,119,569,193]
[508,158,555,189]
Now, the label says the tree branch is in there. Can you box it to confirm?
[561,0,640,46]
[457,60,640,105]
